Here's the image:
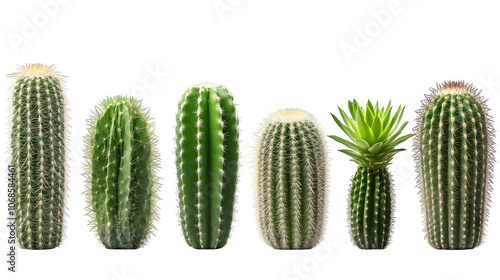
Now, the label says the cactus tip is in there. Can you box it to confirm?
[11,63,61,79]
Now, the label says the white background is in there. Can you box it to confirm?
[1,1,499,279]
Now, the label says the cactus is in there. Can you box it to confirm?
[84,96,159,249]
[9,64,68,249]
[414,81,495,249]
[256,109,328,249]
[176,83,239,249]
[330,100,412,249]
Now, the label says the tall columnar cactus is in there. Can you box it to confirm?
[415,81,495,249]
[176,83,239,249]
[256,109,328,249]
[84,96,160,249]
[9,64,67,250]
[330,100,412,249]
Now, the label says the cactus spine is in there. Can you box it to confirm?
[9,64,67,249]
[84,96,159,249]
[330,100,412,249]
[256,109,328,249]
[176,83,239,249]
[415,81,494,249]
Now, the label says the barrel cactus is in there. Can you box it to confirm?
[256,109,328,249]
[414,81,495,249]
[330,100,412,249]
[9,64,68,250]
[84,96,160,249]
[176,83,239,249]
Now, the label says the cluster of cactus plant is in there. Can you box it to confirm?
[8,65,495,252]
[84,96,160,249]
[414,81,495,249]
[176,83,239,249]
[330,100,412,249]
[9,64,68,250]
[256,109,328,249]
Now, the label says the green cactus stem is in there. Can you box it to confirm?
[176,83,239,249]
[330,100,412,249]
[84,96,160,249]
[9,64,68,250]
[415,81,495,249]
[256,109,328,249]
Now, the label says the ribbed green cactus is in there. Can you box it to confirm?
[330,100,412,249]
[256,109,328,249]
[84,96,159,249]
[9,64,67,250]
[415,81,494,249]
[176,83,239,249]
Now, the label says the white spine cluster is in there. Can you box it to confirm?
[9,64,67,249]
[256,109,328,249]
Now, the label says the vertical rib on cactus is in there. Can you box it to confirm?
[350,166,392,248]
[84,96,160,249]
[414,81,495,249]
[330,100,412,249]
[256,109,328,249]
[9,64,68,250]
[176,83,239,249]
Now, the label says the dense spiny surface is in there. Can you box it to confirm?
[257,110,328,249]
[417,82,492,249]
[11,70,66,249]
[176,84,239,249]
[85,96,159,249]
[350,167,391,249]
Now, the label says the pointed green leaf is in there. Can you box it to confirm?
[372,115,383,139]
[331,113,359,142]
[388,106,405,136]
[366,100,375,114]
[380,121,409,149]
[348,100,356,119]
[328,135,363,153]
[338,107,359,133]
[379,105,401,140]
[365,105,375,126]
[356,109,375,143]
[382,106,393,127]
[368,142,383,155]
[354,139,370,150]
[383,133,413,151]
[338,149,365,162]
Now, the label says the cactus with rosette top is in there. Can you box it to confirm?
[330,100,412,249]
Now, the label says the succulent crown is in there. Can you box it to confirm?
[329,100,413,168]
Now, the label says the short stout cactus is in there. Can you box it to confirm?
[9,64,68,249]
[256,109,328,249]
[176,83,239,249]
[84,96,160,249]
[330,100,412,249]
[415,81,495,249]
